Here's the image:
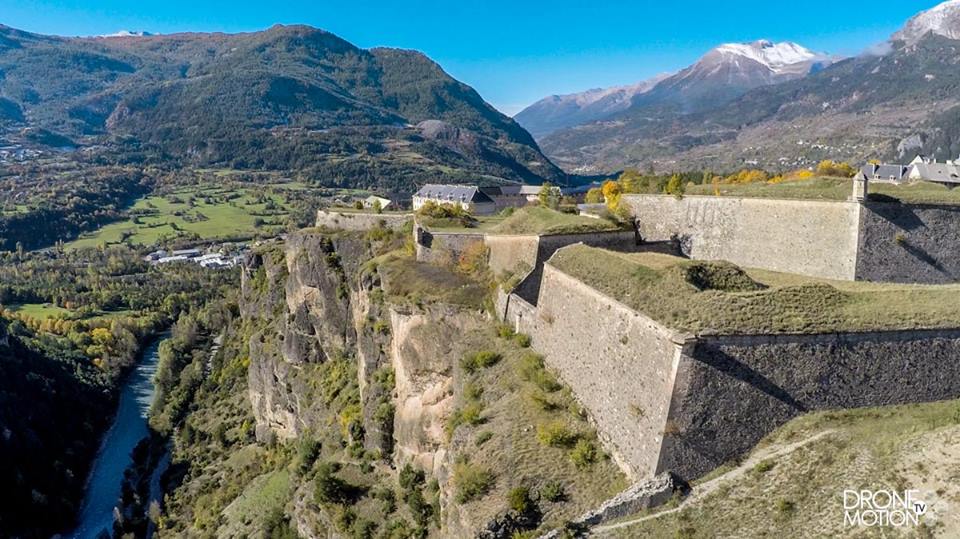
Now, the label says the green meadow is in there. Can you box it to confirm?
[66,185,296,250]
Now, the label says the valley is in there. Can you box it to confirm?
[7,2,960,538]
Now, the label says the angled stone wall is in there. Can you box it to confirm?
[856,202,960,283]
[659,330,960,479]
[622,194,861,280]
[502,249,960,482]
[508,264,686,480]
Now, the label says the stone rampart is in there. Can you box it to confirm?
[315,209,411,232]
[501,246,960,482]
[856,202,960,283]
[660,329,960,479]
[622,194,861,280]
[508,264,687,480]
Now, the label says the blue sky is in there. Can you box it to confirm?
[0,0,942,114]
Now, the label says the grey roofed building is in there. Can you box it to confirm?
[859,164,912,183]
[414,184,495,204]
[909,162,960,184]
[412,184,498,215]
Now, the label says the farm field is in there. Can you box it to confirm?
[1,302,136,321]
[66,185,297,250]
[4,303,71,319]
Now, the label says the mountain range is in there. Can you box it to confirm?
[0,24,565,190]
[516,40,835,140]
[521,0,960,174]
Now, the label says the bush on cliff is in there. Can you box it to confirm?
[453,459,495,503]
[461,350,501,373]
[537,422,579,448]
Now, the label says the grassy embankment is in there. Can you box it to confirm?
[550,245,960,334]
[66,184,302,250]
[600,398,960,538]
[684,177,960,205]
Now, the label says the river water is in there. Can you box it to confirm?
[70,335,166,539]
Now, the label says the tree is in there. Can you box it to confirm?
[665,174,684,196]
[371,199,383,214]
[816,160,856,178]
[601,180,623,210]
[585,188,604,204]
[619,168,643,193]
[538,183,560,209]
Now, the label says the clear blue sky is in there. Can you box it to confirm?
[0,0,941,115]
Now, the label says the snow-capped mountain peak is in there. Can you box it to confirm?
[98,30,153,38]
[711,40,832,75]
[894,0,960,44]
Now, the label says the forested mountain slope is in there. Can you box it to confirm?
[0,24,564,189]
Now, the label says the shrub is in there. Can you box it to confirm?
[496,323,515,339]
[458,241,489,275]
[518,353,561,392]
[526,388,560,411]
[475,431,494,446]
[314,462,361,505]
[447,401,485,435]
[372,486,397,514]
[464,382,484,401]
[459,402,485,426]
[461,350,501,373]
[406,487,433,528]
[399,464,425,491]
[508,486,535,514]
[371,319,390,335]
[296,437,322,475]
[570,439,599,469]
[753,459,775,474]
[513,333,531,348]
[776,499,796,518]
[815,159,857,178]
[537,422,578,448]
[453,461,495,503]
[540,481,566,503]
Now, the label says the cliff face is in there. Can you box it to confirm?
[240,229,480,536]
[237,228,628,538]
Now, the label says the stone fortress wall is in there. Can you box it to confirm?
[413,223,640,303]
[622,194,862,280]
[316,209,412,232]
[318,198,960,484]
[622,193,960,284]
[502,249,960,481]
[856,202,960,283]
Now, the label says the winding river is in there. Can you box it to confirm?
[70,335,167,539]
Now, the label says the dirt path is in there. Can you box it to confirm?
[592,429,836,535]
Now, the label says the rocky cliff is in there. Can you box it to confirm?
[237,227,626,537]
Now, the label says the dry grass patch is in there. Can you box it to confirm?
[601,399,960,538]
[550,245,960,334]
